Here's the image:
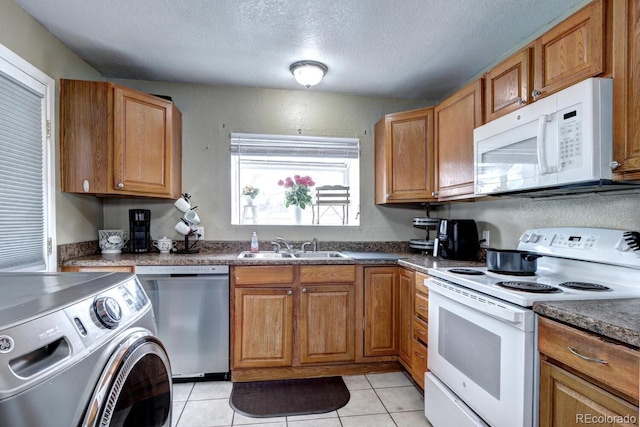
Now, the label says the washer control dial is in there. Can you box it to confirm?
[94,296,122,329]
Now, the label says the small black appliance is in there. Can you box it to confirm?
[437,219,479,260]
[129,209,151,253]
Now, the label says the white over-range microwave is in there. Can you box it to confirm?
[474,78,615,196]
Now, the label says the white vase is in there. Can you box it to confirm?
[293,206,303,224]
[243,195,254,206]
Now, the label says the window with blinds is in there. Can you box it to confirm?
[230,133,360,226]
[0,44,55,271]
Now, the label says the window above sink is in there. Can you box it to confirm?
[230,133,360,227]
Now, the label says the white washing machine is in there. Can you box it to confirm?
[0,272,172,427]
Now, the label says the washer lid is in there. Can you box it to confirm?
[0,272,134,328]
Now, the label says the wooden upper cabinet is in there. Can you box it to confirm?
[375,107,436,204]
[484,47,533,121]
[533,0,606,99]
[434,79,483,200]
[60,79,182,199]
[612,0,640,180]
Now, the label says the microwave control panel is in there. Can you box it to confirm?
[558,104,583,170]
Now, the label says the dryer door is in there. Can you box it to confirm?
[84,331,172,427]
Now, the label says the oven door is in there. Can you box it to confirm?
[426,278,536,427]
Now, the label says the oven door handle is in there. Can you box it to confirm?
[429,280,524,324]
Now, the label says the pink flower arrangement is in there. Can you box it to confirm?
[277,175,315,209]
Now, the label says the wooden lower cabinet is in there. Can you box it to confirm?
[398,268,414,365]
[410,271,430,388]
[233,287,294,368]
[363,266,399,356]
[538,316,639,426]
[232,265,362,379]
[539,360,638,427]
[299,283,356,364]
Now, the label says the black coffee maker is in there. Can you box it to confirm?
[129,209,151,253]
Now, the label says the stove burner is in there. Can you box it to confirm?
[488,269,536,277]
[558,282,610,291]
[449,268,485,276]
[496,281,562,293]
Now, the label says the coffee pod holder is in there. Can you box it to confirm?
[174,193,200,254]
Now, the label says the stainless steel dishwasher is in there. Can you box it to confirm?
[136,265,230,381]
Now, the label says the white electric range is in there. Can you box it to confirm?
[424,227,640,427]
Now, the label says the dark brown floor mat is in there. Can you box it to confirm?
[229,376,350,418]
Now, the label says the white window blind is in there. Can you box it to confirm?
[0,44,54,271]
[230,133,359,159]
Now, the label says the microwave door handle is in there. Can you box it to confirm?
[537,115,551,174]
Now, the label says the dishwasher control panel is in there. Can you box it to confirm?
[135,265,229,275]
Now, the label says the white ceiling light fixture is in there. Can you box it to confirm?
[290,60,328,88]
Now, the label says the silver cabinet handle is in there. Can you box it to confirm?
[515,97,527,106]
[610,161,621,170]
[567,346,608,364]
[287,290,293,295]
[302,288,307,293]
[531,89,542,99]
[117,182,125,189]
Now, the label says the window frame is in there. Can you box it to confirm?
[230,133,360,226]
[0,42,56,271]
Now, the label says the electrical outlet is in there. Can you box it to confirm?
[196,226,204,240]
[482,230,490,247]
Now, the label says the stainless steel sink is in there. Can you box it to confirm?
[293,251,350,258]
[237,251,294,259]
[237,250,350,259]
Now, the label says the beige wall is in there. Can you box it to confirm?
[103,79,431,242]
[0,0,103,244]
[435,192,640,249]
[4,0,639,249]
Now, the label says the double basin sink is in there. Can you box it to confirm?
[237,251,350,259]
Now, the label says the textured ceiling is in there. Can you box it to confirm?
[15,0,588,100]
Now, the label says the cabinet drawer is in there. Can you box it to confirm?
[300,265,356,283]
[411,338,428,386]
[538,317,639,400]
[413,317,428,345]
[234,266,294,285]
[414,292,429,321]
[414,272,429,296]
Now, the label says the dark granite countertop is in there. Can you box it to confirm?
[62,251,485,270]
[533,299,640,348]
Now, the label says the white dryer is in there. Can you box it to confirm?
[0,272,172,427]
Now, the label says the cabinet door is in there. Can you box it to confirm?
[299,284,356,364]
[363,267,398,356]
[484,47,533,121]
[612,0,640,180]
[112,87,178,197]
[434,79,483,200]
[398,268,414,365]
[539,360,638,427]
[375,108,436,203]
[533,0,605,99]
[232,287,294,368]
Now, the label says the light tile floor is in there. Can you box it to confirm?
[172,371,433,427]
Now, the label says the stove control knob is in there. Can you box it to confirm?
[94,297,122,329]
[519,233,531,243]
[529,233,540,243]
